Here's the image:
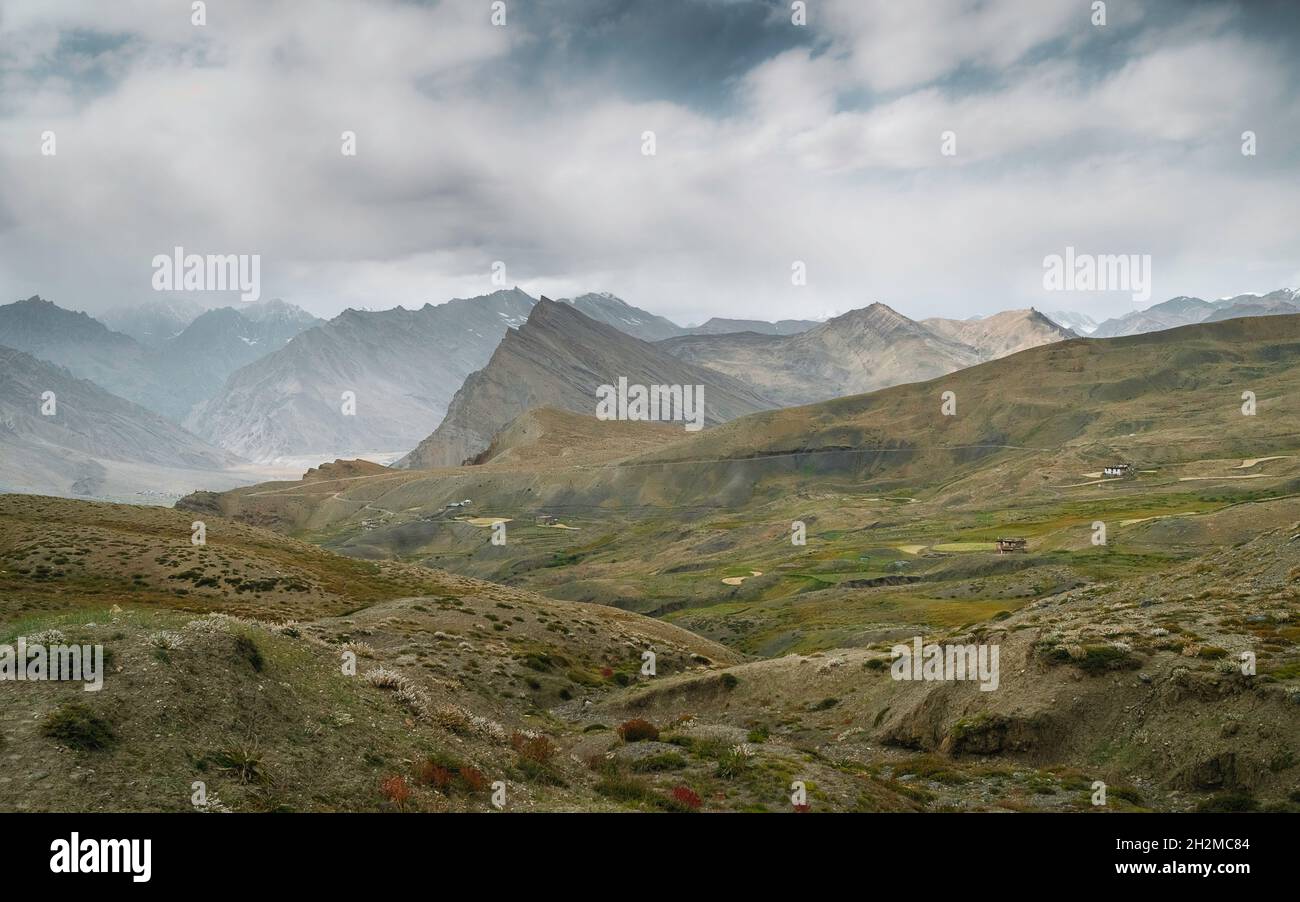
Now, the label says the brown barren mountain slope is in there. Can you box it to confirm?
[470,407,687,467]
[920,308,1075,360]
[640,313,1300,474]
[397,299,776,469]
[188,289,537,462]
[657,302,985,407]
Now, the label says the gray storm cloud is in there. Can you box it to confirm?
[0,0,1296,323]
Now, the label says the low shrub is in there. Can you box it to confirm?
[208,740,265,785]
[631,752,686,773]
[715,744,755,779]
[596,773,675,808]
[511,732,557,764]
[380,774,411,808]
[40,702,115,751]
[417,760,455,791]
[617,718,659,743]
[669,785,702,811]
[1196,791,1257,813]
[460,766,488,792]
[233,634,264,672]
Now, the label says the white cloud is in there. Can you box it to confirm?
[812,0,1090,94]
[0,0,1296,327]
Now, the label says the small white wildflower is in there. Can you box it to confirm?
[149,630,184,650]
[364,667,406,689]
[197,792,232,813]
[395,683,431,718]
[28,629,66,644]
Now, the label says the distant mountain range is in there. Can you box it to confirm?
[149,299,321,420]
[4,284,1298,494]
[1080,289,1300,338]
[0,345,239,499]
[396,299,776,468]
[1043,310,1098,334]
[657,305,1069,409]
[205,309,1300,540]
[1204,289,1300,322]
[556,292,686,341]
[554,298,822,340]
[683,317,821,336]
[189,289,538,462]
[0,295,320,421]
[632,311,1300,480]
[398,303,1075,468]
[100,296,208,346]
[0,296,166,415]
[191,289,798,463]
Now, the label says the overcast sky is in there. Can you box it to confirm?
[1,0,1297,325]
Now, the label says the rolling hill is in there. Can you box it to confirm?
[0,494,765,812]
[10,488,1297,813]
[468,406,687,468]
[645,312,1300,473]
